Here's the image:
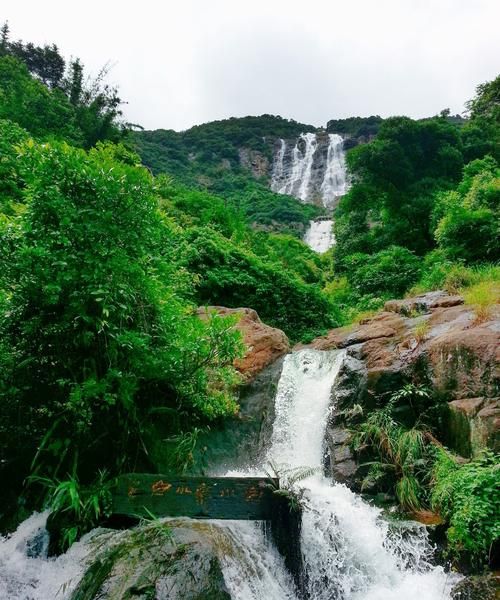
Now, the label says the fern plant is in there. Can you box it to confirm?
[265,461,319,511]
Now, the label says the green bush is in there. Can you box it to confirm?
[343,246,421,298]
[181,226,340,341]
[0,138,244,517]
[434,156,499,262]
[431,449,500,569]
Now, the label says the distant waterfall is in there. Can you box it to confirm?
[271,132,348,208]
[272,133,318,201]
[271,132,349,253]
[320,134,348,209]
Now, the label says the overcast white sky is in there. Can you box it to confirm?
[3,1,499,131]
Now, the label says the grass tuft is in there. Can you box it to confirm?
[412,320,430,344]
[463,281,499,323]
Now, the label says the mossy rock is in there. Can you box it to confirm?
[451,574,499,600]
[70,520,231,600]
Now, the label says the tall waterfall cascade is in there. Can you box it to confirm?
[271,133,348,208]
[0,349,460,599]
[271,133,348,253]
[264,350,459,599]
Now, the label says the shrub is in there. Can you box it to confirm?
[434,157,500,263]
[431,449,500,569]
[181,226,340,341]
[0,139,244,529]
[344,246,421,298]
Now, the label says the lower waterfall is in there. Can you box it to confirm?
[0,350,460,599]
[226,349,459,599]
[304,219,335,253]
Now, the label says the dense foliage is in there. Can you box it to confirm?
[326,115,384,139]
[133,116,323,233]
[434,156,500,262]
[331,77,499,310]
[0,130,248,529]
[432,449,500,569]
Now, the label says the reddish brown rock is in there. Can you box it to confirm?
[307,312,406,351]
[307,291,500,458]
[428,324,500,400]
[197,306,289,380]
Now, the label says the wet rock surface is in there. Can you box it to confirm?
[451,573,500,600]
[70,520,232,600]
[190,356,285,474]
[305,291,500,483]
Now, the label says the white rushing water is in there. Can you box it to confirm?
[303,219,335,253]
[320,134,349,209]
[0,510,95,599]
[271,132,349,253]
[272,133,318,201]
[271,133,348,208]
[263,349,458,600]
[0,349,459,599]
[215,521,298,600]
[0,511,298,600]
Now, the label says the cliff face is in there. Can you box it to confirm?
[302,291,499,486]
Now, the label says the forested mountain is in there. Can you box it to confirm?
[0,22,498,587]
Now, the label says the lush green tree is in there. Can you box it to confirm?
[326,115,384,139]
[343,246,422,298]
[336,116,464,261]
[466,75,500,122]
[434,156,499,262]
[0,23,126,148]
[461,75,500,163]
[0,137,243,510]
[0,56,80,141]
[180,226,340,341]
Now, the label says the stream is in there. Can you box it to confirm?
[0,349,460,599]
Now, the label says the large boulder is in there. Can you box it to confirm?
[197,307,290,381]
[305,291,500,467]
[70,520,233,600]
